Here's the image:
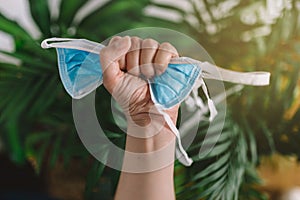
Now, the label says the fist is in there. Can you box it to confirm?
[99,36,179,126]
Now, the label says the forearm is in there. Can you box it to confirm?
[114,126,176,200]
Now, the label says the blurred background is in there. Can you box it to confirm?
[0,0,299,199]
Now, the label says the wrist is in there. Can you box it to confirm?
[121,126,176,173]
[125,125,176,153]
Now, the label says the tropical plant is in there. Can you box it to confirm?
[0,0,299,200]
[167,1,299,199]
[0,0,181,198]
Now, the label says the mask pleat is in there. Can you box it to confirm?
[66,49,89,82]
[150,63,201,109]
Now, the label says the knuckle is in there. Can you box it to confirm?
[108,36,121,45]
[111,36,122,41]
[142,38,158,48]
[131,36,141,43]
[108,36,122,46]
[130,37,141,51]
[159,42,177,53]
[160,42,172,48]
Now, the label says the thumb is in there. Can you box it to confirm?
[100,36,131,93]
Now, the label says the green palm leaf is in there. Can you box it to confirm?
[28,0,51,37]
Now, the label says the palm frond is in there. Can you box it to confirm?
[175,110,261,200]
[28,0,51,37]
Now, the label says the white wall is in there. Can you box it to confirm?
[0,0,39,52]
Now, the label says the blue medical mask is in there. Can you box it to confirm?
[41,38,270,166]
[53,48,202,110]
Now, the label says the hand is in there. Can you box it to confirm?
[100,36,179,128]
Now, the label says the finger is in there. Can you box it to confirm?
[109,36,126,71]
[100,36,131,93]
[154,42,179,76]
[126,37,142,76]
[108,36,122,45]
[140,38,159,79]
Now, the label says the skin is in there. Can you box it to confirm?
[100,36,179,200]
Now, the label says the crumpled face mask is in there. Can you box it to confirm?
[41,38,271,166]
[49,48,202,109]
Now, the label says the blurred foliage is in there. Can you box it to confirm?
[0,0,299,200]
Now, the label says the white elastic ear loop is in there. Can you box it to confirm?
[200,61,270,86]
[198,78,218,121]
[41,38,79,48]
[41,37,104,54]
[191,77,205,109]
[155,105,193,166]
[174,57,271,86]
